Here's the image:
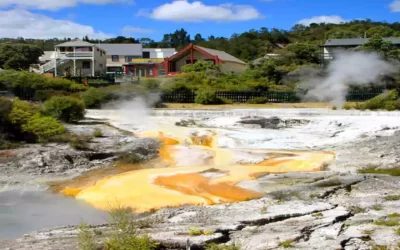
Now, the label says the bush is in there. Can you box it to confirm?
[44,96,85,123]
[142,79,160,90]
[9,99,41,125]
[363,90,398,110]
[248,97,268,104]
[92,128,103,137]
[34,90,71,102]
[195,89,225,105]
[78,223,97,250]
[69,136,91,151]
[22,115,65,142]
[81,87,115,108]
[105,207,157,250]
[205,243,241,250]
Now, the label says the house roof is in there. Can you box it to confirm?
[56,40,95,47]
[168,44,246,64]
[97,43,143,55]
[323,37,400,47]
[39,51,56,61]
[195,45,246,64]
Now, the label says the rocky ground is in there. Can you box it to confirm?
[0,114,400,250]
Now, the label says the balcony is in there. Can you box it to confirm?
[57,52,94,58]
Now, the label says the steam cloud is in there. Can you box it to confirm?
[301,51,397,107]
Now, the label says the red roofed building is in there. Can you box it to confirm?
[123,43,247,78]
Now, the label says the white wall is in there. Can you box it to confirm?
[143,48,176,59]
[93,46,107,75]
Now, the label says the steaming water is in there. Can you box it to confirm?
[0,186,107,240]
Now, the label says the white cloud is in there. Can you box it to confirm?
[121,26,155,35]
[297,15,347,26]
[148,0,263,22]
[389,0,400,12]
[0,9,112,39]
[0,0,131,10]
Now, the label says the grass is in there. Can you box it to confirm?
[188,227,203,236]
[278,240,294,248]
[261,207,267,214]
[349,206,367,214]
[373,220,400,227]
[105,206,158,250]
[370,204,384,211]
[394,228,400,235]
[387,213,400,218]
[78,222,97,250]
[357,166,400,176]
[384,195,400,201]
[312,212,323,218]
[92,128,103,138]
[49,133,92,151]
[205,243,241,250]
[361,229,374,235]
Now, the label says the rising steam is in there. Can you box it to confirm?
[301,51,397,107]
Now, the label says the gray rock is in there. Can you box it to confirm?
[237,116,309,129]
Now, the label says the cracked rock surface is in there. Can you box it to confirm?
[1,115,400,250]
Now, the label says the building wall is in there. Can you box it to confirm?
[93,46,107,75]
[219,61,247,73]
[143,48,176,59]
[175,51,213,72]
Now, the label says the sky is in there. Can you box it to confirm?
[0,0,399,41]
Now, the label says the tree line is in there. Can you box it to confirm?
[2,19,400,63]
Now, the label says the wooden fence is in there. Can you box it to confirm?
[160,90,384,103]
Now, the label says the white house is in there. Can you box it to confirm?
[40,40,107,77]
[97,43,176,73]
[321,37,400,61]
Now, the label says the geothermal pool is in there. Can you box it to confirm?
[56,108,400,213]
[2,108,400,239]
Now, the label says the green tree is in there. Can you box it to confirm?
[361,36,394,58]
[367,25,394,37]
[0,44,43,70]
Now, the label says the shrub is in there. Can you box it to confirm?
[363,90,399,110]
[34,90,71,102]
[195,89,224,105]
[78,222,97,250]
[9,99,41,125]
[69,136,91,151]
[142,79,160,90]
[105,207,157,250]
[248,97,268,104]
[22,115,65,142]
[44,96,85,123]
[188,227,203,236]
[81,87,115,108]
[357,166,400,176]
[92,128,103,137]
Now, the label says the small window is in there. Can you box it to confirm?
[142,51,150,58]
[148,68,153,76]
[186,59,198,64]
[100,64,103,68]
[112,55,119,62]
[125,56,141,62]
[82,61,91,69]
[97,48,99,51]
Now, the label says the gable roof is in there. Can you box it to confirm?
[56,40,95,47]
[324,37,400,47]
[97,43,143,55]
[195,45,246,64]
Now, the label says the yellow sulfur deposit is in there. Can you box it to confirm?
[59,128,335,213]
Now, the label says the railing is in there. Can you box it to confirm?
[160,90,384,103]
[58,52,94,58]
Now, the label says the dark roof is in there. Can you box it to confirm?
[97,43,143,55]
[324,37,400,47]
[196,45,246,64]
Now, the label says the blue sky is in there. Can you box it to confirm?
[0,0,399,40]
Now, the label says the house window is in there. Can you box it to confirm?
[112,55,119,62]
[148,68,153,76]
[142,51,150,58]
[125,56,141,62]
[82,61,91,69]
